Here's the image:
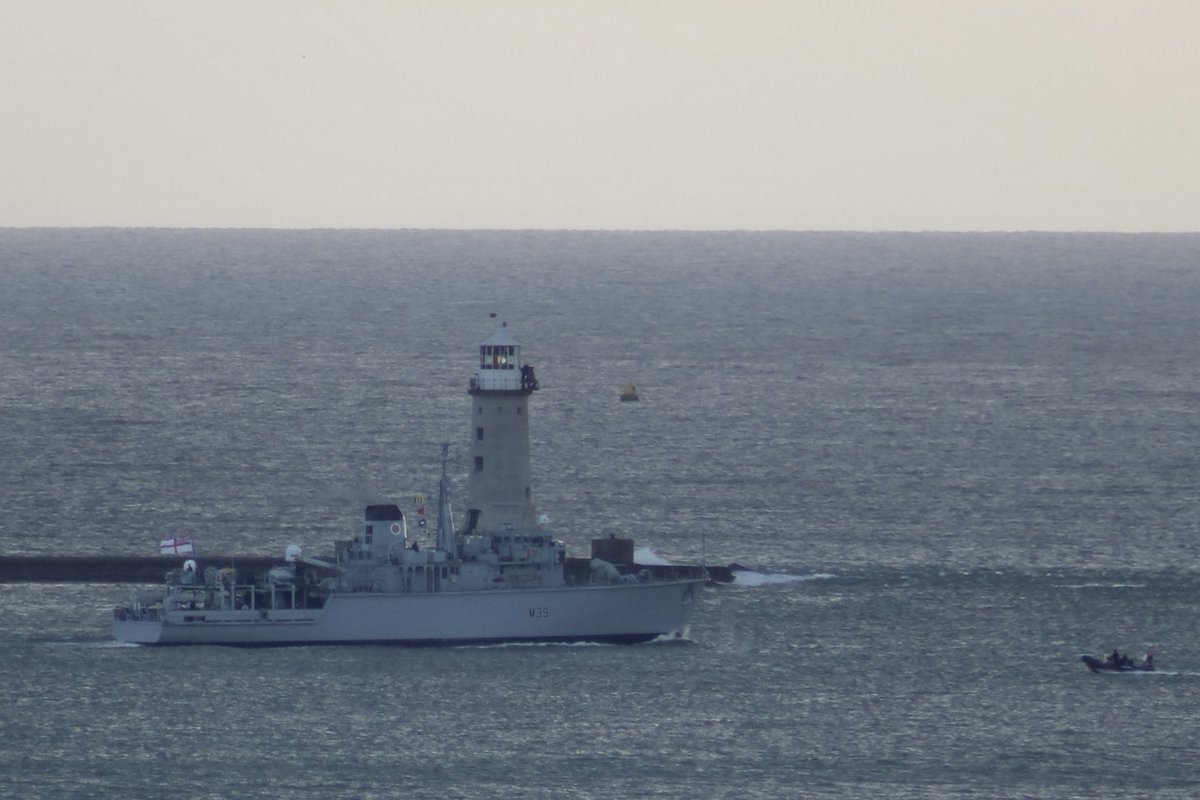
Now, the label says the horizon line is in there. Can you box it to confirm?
[3,225,1199,235]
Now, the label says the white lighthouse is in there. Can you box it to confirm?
[464,321,540,535]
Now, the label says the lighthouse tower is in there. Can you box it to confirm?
[464,321,540,535]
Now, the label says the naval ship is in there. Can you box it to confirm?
[113,324,705,645]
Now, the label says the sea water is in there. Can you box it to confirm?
[2,229,1199,798]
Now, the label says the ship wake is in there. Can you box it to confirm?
[730,569,835,587]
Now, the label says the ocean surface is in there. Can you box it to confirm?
[2,229,1200,798]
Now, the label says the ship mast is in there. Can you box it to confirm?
[435,442,453,553]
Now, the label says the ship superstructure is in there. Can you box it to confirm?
[113,323,705,646]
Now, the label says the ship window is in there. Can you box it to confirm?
[474,456,483,471]
[476,426,484,441]
[365,525,373,545]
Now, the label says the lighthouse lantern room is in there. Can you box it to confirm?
[472,322,539,393]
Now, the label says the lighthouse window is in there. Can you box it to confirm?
[525,487,531,498]
[516,405,522,415]
[476,426,484,441]
[474,456,483,472]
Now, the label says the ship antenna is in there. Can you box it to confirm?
[435,442,452,553]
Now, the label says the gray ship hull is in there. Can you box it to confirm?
[114,579,702,646]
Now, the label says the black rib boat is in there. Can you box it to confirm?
[1081,653,1154,673]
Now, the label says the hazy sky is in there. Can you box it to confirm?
[2,1,1197,231]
